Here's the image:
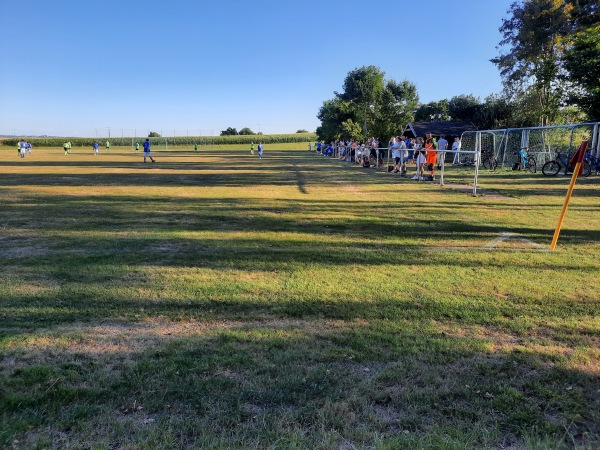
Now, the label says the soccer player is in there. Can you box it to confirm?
[250,142,254,155]
[93,141,99,156]
[63,141,69,155]
[19,139,27,158]
[257,143,263,159]
[67,141,72,154]
[143,138,155,163]
[135,142,140,152]
[106,140,110,152]
[194,143,198,153]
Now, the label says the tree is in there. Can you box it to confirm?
[476,94,513,129]
[239,127,255,135]
[296,129,309,133]
[316,98,353,142]
[562,0,600,120]
[374,79,419,140]
[148,131,161,137]
[414,100,450,122]
[339,66,385,138]
[491,0,573,126]
[316,66,418,142]
[220,127,238,136]
[448,95,481,123]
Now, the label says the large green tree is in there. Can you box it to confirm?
[414,100,450,122]
[448,95,481,122]
[316,66,418,142]
[562,0,600,120]
[491,0,573,126]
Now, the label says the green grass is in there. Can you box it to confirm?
[1,148,599,449]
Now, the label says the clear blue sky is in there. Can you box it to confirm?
[0,0,514,137]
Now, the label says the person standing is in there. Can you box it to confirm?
[251,142,255,155]
[412,137,425,180]
[257,142,263,159]
[63,141,69,155]
[424,133,438,181]
[398,136,408,176]
[105,140,110,152]
[452,137,461,165]
[437,135,448,170]
[143,138,155,163]
[194,143,198,153]
[19,139,27,158]
[390,137,400,173]
[135,142,140,153]
[93,141,99,156]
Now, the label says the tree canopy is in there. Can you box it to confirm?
[492,0,600,123]
[220,127,238,136]
[316,66,418,142]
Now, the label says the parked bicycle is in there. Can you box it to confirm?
[585,152,600,176]
[512,148,537,173]
[482,153,498,170]
[542,151,592,176]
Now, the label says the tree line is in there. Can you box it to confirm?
[317,0,599,143]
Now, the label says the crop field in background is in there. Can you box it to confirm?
[1,147,599,449]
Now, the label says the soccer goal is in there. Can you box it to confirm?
[130,136,215,152]
[465,122,600,170]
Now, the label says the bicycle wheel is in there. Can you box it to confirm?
[542,160,561,176]
[527,157,537,173]
[483,157,492,170]
[582,161,592,177]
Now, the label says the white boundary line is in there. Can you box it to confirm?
[483,232,546,251]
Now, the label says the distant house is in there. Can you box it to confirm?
[402,122,477,139]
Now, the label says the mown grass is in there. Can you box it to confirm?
[0,147,599,449]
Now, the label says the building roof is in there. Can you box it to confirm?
[403,122,477,138]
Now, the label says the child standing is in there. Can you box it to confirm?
[424,133,438,181]
[412,137,426,180]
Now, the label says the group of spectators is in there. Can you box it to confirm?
[313,134,461,181]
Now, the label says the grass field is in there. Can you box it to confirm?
[1,147,599,449]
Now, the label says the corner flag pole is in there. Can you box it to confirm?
[550,140,588,251]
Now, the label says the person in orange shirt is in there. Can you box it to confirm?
[424,133,438,181]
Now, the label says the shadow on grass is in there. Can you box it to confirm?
[1,318,598,448]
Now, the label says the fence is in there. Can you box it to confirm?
[314,142,482,193]
[460,122,600,169]
[313,122,600,195]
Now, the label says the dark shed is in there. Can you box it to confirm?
[402,122,477,139]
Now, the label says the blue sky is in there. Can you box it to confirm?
[0,0,514,137]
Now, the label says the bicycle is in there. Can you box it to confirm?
[584,152,600,176]
[482,153,498,170]
[512,148,537,173]
[542,152,592,176]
